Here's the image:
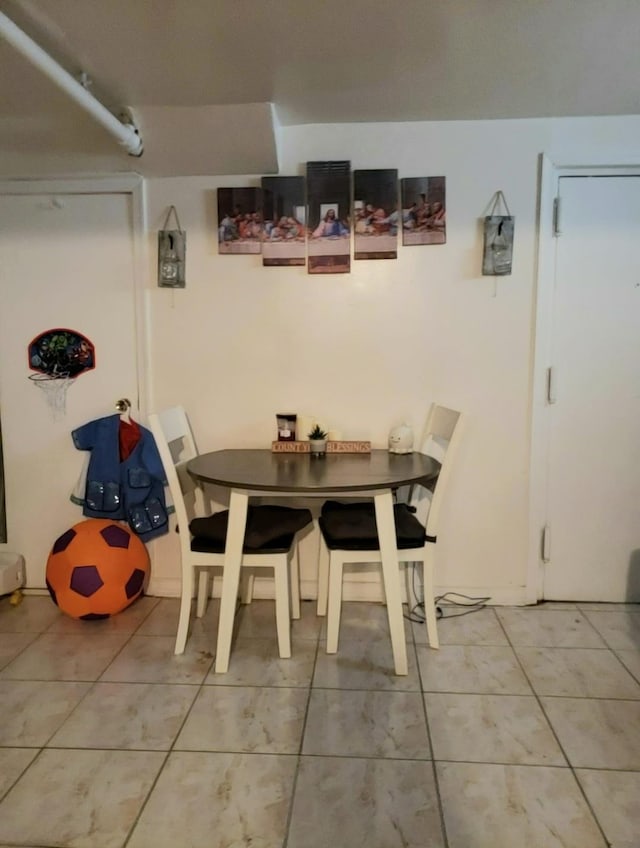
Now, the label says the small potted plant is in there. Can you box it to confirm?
[308,423,328,457]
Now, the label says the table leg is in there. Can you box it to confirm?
[374,490,408,676]
[214,488,248,673]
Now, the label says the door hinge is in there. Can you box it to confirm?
[552,197,561,236]
[546,366,556,404]
[541,525,551,563]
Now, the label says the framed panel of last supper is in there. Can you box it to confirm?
[306,160,351,274]
[353,168,398,260]
[261,176,306,267]
[400,176,446,246]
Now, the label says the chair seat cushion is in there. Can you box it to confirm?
[190,531,296,555]
[189,505,312,553]
[319,501,427,550]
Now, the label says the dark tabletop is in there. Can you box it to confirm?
[187,449,440,493]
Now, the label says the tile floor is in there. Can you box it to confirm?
[0,594,639,847]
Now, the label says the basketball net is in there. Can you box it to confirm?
[29,373,75,421]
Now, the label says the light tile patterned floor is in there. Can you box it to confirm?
[0,594,639,847]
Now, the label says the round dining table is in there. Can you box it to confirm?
[187,449,440,675]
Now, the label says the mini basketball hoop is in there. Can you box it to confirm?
[26,327,94,422]
[29,372,75,421]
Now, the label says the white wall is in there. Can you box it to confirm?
[3,115,639,601]
[144,115,640,603]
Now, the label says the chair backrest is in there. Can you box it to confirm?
[411,404,463,537]
[147,406,202,551]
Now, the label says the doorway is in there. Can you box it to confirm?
[0,177,146,587]
[530,161,640,601]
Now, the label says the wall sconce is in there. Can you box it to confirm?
[158,206,186,288]
[482,191,514,276]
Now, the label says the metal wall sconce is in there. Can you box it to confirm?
[482,191,514,276]
[158,206,186,288]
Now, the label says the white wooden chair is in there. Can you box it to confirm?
[148,407,312,657]
[318,404,463,652]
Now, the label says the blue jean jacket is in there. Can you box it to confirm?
[71,415,169,542]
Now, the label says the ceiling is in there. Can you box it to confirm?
[0,0,639,176]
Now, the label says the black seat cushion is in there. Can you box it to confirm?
[319,501,427,551]
[190,531,296,555]
[189,505,312,554]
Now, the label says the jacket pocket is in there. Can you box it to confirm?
[129,498,168,536]
[86,480,121,513]
[128,467,151,489]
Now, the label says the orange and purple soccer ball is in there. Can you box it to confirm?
[46,519,149,619]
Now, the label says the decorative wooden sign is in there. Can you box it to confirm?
[327,441,371,453]
[271,440,371,454]
[272,441,310,453]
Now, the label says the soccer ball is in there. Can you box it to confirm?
[46,519,150,619]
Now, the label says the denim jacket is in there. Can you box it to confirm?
[71,414,169,542]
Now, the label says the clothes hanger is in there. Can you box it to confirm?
[115,398,132,424]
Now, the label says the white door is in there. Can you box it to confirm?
[0,184,143,588]
[543,174,640,600]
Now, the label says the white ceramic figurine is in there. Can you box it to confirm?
[388,423,414,454]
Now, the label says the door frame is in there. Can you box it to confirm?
[0,174,149,415]
[527,153,640,601]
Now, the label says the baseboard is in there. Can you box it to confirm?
[146,575,531,606]
[146,577,182,598]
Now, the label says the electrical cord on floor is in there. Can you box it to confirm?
[403,564,491,623]
[404,562,430,623]
[434,591,492,619]
[405,602,429,624]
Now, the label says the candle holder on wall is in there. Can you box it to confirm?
[158,205,186,288]
[482,191,514,276]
